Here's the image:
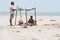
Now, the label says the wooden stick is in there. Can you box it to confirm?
[15,9,17,25]
[25,9,27,25]
[34,8,37,25]
[15,6,18,25]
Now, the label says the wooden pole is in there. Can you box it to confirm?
[20,8,22,20]
[25,9,27,24]
[34,8,37,25]
[15,6,18,25]
[15,9,17,25]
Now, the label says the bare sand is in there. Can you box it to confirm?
[0,15,60,40]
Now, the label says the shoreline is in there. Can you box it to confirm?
[0,14,60,16]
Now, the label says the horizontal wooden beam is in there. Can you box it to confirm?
[15,8,36,11]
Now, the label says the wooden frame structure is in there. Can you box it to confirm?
[15,8,37,25]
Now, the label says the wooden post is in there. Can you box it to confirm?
[20,8,22,20]
[34,8,37,25]
[15,6,18,25]
[15,9,17,25]
[25,9,27,24]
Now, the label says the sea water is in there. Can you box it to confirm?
[0,11,60,16]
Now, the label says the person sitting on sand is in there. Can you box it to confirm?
[28,16,34,26]
[9,2,15,26]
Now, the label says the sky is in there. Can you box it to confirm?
[0,0,60,12]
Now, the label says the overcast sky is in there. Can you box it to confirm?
[0,0,60,12]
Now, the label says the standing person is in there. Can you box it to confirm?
[9,2,15,26]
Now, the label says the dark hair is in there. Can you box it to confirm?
[30,16,33,18]
[11,2,14,5]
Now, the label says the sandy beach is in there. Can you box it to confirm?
[0,15,60,40]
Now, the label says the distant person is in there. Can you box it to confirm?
[28,16,34,26]
[9,2,15,26]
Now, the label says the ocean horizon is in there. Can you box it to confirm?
[0,11,60,16]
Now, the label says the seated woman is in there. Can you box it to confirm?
[28,16,34,26]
